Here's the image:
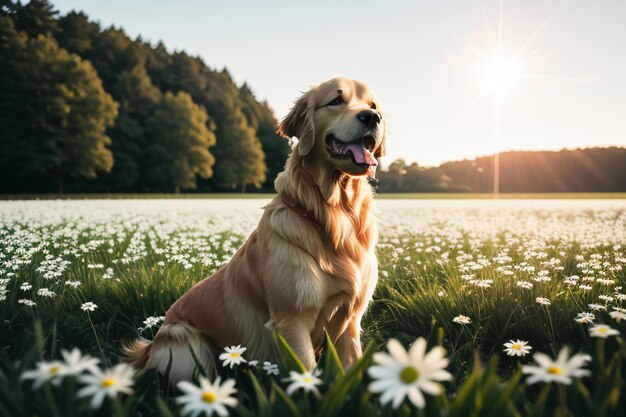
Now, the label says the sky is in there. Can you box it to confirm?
[52,0,626,166]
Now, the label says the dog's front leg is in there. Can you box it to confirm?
[335,316,363,369]
[274,310,317,370]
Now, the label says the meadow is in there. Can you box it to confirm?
[1,198,625,417]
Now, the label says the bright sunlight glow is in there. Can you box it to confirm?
[477,51,524,98]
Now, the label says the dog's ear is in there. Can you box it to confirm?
[277,91,316,156]
[374,115,387,159]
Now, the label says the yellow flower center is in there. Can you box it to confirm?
[599,327,607,333]
[49,366,60,375]
[399,366,420,384]
[303,377,312,383]
[230,353,240,358]
[512,344,522,350]
[202,392,216,403]
[547,367,562,375]
[101,378,117,388]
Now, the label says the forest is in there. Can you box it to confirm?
[0,0,289,193]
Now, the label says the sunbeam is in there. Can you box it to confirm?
[517,0,570,55]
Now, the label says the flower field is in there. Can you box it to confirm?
[1,198,625,417]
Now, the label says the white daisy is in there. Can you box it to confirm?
[284,370,323,396]
[37,288,56,297]
[262,361,279,376]
[81,302,98,312]
[522,347,591,385]
[535,297,551,306]
[176,376,238,417]
[574,312,595,324]
[60,347,100,376]
[516,281,533,289]
[102,267,114,279]
[138,315,165,332]
[503,340,532,357]
[609,310,626,323]
[77,363,134,409]
[367,337,452,409]
[21,360,67,389]
[218,345,247,368]
[452,315,471,325]
[588,324,620,339]
[65,280,81,288]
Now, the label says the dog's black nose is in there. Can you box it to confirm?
[356,110,381,127]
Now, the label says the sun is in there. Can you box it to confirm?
[476,51,524,98]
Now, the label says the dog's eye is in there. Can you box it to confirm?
[370,102,377,110]
[326,96,344,106]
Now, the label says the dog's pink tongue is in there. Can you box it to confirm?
[345,143,378,166]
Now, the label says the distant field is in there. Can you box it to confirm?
[1,192,625,200]
[378,192,626,199]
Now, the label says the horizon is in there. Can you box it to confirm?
[50,0,626,166]
[412,144,626,168]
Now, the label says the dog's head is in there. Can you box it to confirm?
[278,77,387,178]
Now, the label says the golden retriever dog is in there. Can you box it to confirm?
[125,77,387,383]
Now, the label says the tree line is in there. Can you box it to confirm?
[0,0,289,193]
[378,147,626,193]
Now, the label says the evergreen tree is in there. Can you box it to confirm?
[211,114,266,192]
[56,11,99,55]
[85,27,145,90]
[114,65,161,117]
[0,16,117,193]
[239,83,289,190]
[58,22,156,192]
[102,114,144,191]
[12,0,58,37]
[203,70,266,191]
[145,91,216,193]
[92,65,161,191]
[146,54,266,191]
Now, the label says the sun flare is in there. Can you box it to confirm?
[476,51,524,98]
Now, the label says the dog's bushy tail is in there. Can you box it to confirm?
[124,322,215,385]
[123,338,152,368]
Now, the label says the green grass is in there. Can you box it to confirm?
[0,199,625,416]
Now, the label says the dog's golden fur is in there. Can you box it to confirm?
[125,77,387,382]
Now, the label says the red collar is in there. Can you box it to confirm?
[280,193,320,226]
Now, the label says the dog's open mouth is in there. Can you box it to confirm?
[325,134,378,170]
